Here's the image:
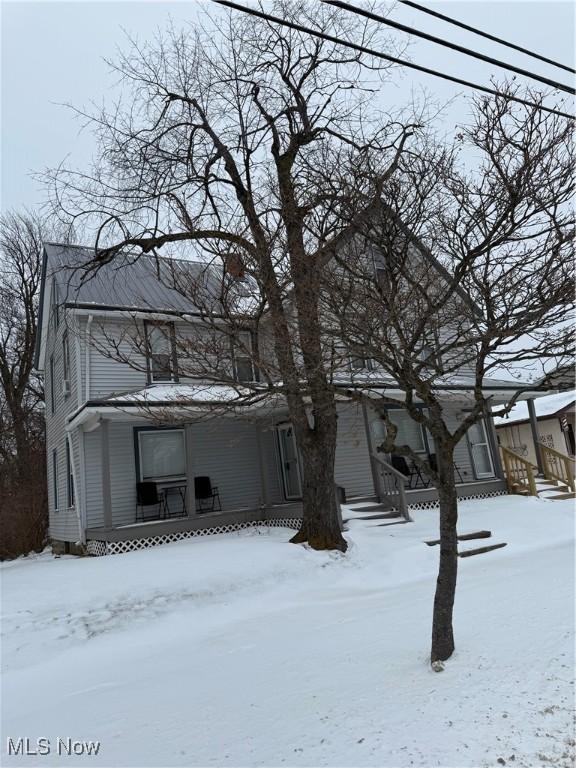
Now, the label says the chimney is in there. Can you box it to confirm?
[224,252,245,279]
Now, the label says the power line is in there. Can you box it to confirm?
[324,0,574,96]
[213,0,574,121]
[399,0,575,76]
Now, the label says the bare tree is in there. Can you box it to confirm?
[49,1,423,551]
[0,211,48,557]
[324,87,574,662]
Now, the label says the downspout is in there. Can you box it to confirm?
[85,314,93,401]
[66,429,85,544]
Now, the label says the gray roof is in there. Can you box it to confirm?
[44,242,224,314]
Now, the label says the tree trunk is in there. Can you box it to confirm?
[290,411,347,552]
[431,444,459,663]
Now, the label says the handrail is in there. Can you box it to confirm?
[538,442,575,493]
[371,453,412,522]
[500,446,538,496]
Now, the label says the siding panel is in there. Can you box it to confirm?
[335,403,375,498]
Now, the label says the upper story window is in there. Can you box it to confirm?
[62,331,71,394]
[349,355,373,372]
[233,331,256,383]
[145,322,177,383]
[49,355,55,413]
[51,280,59,331]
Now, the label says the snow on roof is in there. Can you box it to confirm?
[102,383,260,405]
[493,391,576,426]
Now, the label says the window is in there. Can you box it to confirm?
[233,331,256,383]
[62,332,70,387]
[387,410,426,453]
[66,441,75,508]
[146,322,177,383]
[52,449,59,511]
[137,429,186,482]
[49,355,55,413]
[51,280,59,331]
[349,355,373,372]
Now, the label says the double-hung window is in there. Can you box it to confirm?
[137,429,186,482]
[146,322,177,383]
[386,410,429,455]
[66,440,75,507]
[52,449,59,511]
[349,355,373,372]
[233,331,256,383]
[62,331,71,394]
[49,355,55,413]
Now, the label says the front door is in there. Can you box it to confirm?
[277,425,302,499]
[468,420,495,479]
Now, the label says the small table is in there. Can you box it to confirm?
[160,484,187,518]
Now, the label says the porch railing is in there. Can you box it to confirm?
[500,446,538,496]
[371,454,412,522]
[538,443,576,493]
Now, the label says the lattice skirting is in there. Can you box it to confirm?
[86,517,301,556]
[406,488,509,512]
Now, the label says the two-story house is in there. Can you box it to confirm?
[35,242,533,555]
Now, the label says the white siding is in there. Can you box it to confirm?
[45,307,84,542]
[84,418,284,530]
[335,403,375,499]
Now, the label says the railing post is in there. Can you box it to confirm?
[527,399,544,475]
[398,482,411,522]
[527,465,538,497]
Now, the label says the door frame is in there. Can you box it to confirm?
[466,419,496,480]
[276,424,303,500]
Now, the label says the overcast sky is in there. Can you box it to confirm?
[1,0,574,214]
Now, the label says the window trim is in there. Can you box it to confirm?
[232,330,258,383]
[384,407,430,455]
[66,440,75,508]
[134,426,187,483]
[349,354,373,373]
[144,321,178,384]
[62,331,70,390]
[52,448,59,511]
[49,355,55,413]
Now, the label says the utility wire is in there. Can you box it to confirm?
[399,0,575,76]
[213,0,574,120]
[324,0,574,96]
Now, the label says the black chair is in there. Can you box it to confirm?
[194,476,221,513]
[428,453,464,483]
[391,455,429,489]
[136,482,165,521]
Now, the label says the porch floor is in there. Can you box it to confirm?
[86,501,303,542]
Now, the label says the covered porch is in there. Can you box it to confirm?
[65,388,296,548]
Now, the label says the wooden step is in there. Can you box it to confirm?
[544,492,576,501]
[425,530,491,546]
[459,542,507,558]
[539,485,569,494]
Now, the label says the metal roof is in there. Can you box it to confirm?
[43,243,223,314]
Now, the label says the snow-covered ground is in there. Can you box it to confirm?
[1,496,574,768]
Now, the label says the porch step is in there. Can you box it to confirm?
[458,542,507,558]
[543,492,576,500]
[425,530,491,546]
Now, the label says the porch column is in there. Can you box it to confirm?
[527,398,544,475]
[485,404,504,480]
[100,419,112,530]
[362,400,382,501]
[255,423,269,507]
[184,425,196,517]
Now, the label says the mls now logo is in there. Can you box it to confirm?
[7,737,101,757]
